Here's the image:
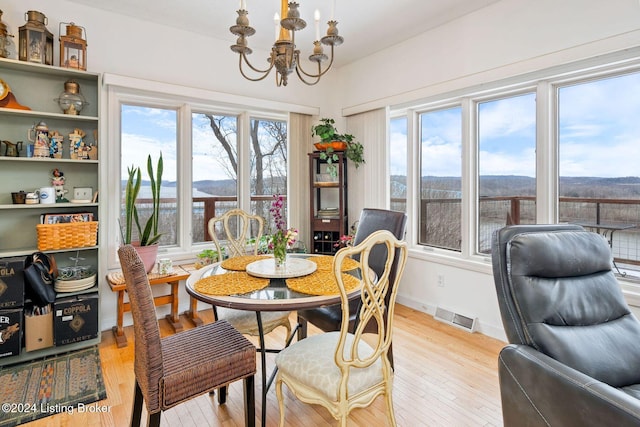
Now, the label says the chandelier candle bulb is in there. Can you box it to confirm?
[274,13,279,41]
[314,9,320,41]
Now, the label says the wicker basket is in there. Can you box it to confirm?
[36,221,99,251]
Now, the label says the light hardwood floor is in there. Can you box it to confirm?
[21,305,505,426]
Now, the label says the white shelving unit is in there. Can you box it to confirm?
[0,57,101,366]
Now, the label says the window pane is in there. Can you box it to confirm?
[477,93,536,253]
[558,72,640,272]
[390,117,407,213]
[419,107,462,251]
[120,105,177,246]
[191,113,239,244]
[250,118,287,234]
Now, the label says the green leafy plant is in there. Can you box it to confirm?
[312,118,365,177]
[121,152,164,246]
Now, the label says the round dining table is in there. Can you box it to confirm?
[185,253,365,427]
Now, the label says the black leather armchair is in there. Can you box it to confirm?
[297,208,407,368]
[492,224,640,426]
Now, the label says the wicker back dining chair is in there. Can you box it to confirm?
[275,230,408,426]
[297,208,407,368]
[206,208,292,337]
[118,245,256,427]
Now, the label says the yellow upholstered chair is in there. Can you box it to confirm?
[274,230,408,426]
[118,245,256,427]
[207,208,291,337]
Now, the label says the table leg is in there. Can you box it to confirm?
[185,296,204,327]
[112,290,128,348]
[256,312,267,427]
[164,280,184,333]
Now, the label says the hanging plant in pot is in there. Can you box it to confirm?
[312,118,365,177]
[120,152,163,273]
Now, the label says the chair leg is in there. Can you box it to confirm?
[218,385,228,404]
[275,375,286,427]
[244,375,255,427]
[131,381,144,427]
[296,315,308,340]
[384,383,397,426]
[149,412,161,427]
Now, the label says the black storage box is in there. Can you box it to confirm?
[0,308,22,358]
[0,257,25,309]
[54,292,99,346]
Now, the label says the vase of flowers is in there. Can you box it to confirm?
[268,194,298,268]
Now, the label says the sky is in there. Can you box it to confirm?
[121,106,236,182]
[121,71,640,184]
[412,72,640,179]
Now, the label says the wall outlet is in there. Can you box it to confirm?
[74,187,93,201]
[437,274,445,287]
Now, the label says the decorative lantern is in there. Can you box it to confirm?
[0,10,14,59]
[59,22,87,70]
[55,80,88,115]
[18,11,53,65]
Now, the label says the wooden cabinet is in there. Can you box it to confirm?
[0,57,100,366]
[308,152,348,255]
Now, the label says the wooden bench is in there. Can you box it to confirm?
[106,267,191,348]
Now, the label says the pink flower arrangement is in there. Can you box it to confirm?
[268,194,298,264]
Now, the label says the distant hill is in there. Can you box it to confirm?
[413,175,640,198]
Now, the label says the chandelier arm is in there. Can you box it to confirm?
[294,62,321,86]
[296,44,336,79]
[238,53,274,82]
[241,51,275,74]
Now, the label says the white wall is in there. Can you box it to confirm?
[5,0,640,339]
[337,0,640,341]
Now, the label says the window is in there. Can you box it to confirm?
[419,106,462,251]
[191,113,238,244]
[249,117,288,234]
[395,54,640,279]
[558,72,640,271]
[477,93,536,253]
[107,79,291,266]
[120,104,178,246]
[390,116,407,212]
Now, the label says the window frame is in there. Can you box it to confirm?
[104,84,290,269]
[394,53,640,274]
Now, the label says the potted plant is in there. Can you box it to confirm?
[194,248,225,269]
[312,118,365,177]
[121,152,163,272]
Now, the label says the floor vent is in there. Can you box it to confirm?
[434,306,477,333]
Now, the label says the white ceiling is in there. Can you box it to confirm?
[66,0,500,67]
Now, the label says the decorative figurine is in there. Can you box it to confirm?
[49,130,64,158]
[51,168,69,202]
[28,121,50,157]
[68,128,86,160]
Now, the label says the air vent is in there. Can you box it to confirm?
[434,306,477,333]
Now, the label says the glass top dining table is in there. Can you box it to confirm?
[185,253,366,427]
[185,253,364,311]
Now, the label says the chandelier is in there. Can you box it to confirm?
[230,0,343,86]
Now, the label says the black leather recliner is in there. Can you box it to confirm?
[492,224,640,426]
[297,208,407,368]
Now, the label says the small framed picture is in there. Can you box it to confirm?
[41,212,94,224]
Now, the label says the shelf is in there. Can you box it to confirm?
[0,107,98,121]
[0,57,99,79]
[313,182,340,188]
[0,57,101,367]
[0,337,101,366]
[0,202,98,210]
[0,157,98,164]
[0,246,98,258]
